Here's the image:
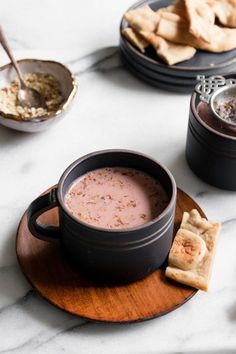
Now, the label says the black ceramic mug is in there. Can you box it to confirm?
[27,149,177,283]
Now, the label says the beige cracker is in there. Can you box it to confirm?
[211,0,236,28]
[124,5,160,33]
[122,28,149,53]
[184,0,215,43]
[140,31,196,65]
[165,209,220,291]
[157,11,236,52]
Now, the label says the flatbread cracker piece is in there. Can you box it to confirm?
[161,0,186,16]
[124,5,160,33]
[212,0,236,28]
[159,0,214,26]
[122,28,149,53]
[157,11,236,52]
[155,0,214,43]
[154,0,187,22]
[140,31,196,65]
[165,209,221,291]
[184,0,215,43]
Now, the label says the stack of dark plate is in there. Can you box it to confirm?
[120,0,236,93]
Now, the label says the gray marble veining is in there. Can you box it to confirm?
[0,0,236,353]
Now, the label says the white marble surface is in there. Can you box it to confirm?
[0,0,236,353]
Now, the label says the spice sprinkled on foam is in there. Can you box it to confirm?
[65,167,169,230]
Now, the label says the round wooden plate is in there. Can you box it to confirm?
[16,187,205,323]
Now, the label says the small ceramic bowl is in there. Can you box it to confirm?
[27,149,177,283]
[0,59,77,133]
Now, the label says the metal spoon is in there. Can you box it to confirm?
[0,26,46,108]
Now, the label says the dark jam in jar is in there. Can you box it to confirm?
[197,101,236,137]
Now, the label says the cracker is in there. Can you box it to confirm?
[157,11,236,52]
[165,209,221,291]
[184,0,215,43]
[140,31,196,65]
[124,5,160,33]
[122,28,149,53]
[211,0,236,28]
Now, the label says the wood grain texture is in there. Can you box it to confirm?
[16,187,206,323]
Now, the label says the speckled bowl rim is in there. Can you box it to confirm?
[0,58,77,122]
[120,0,236,72]
[191,92,236,141]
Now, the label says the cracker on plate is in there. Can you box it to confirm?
[157,11,236,52]
[165,209,221,291]
[184,0,215,43]
[122,28,149,53]
[140,31,196,65]
[211,0,236,28]
[124,5,160,33]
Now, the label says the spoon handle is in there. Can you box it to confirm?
[0,26,26,87]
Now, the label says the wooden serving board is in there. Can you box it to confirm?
[16,187,205,323]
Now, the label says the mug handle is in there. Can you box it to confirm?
[27,188,61,242]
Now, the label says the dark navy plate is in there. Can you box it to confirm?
[120,50,194,93]
[120,42,196,86]
[120,0,236,77]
